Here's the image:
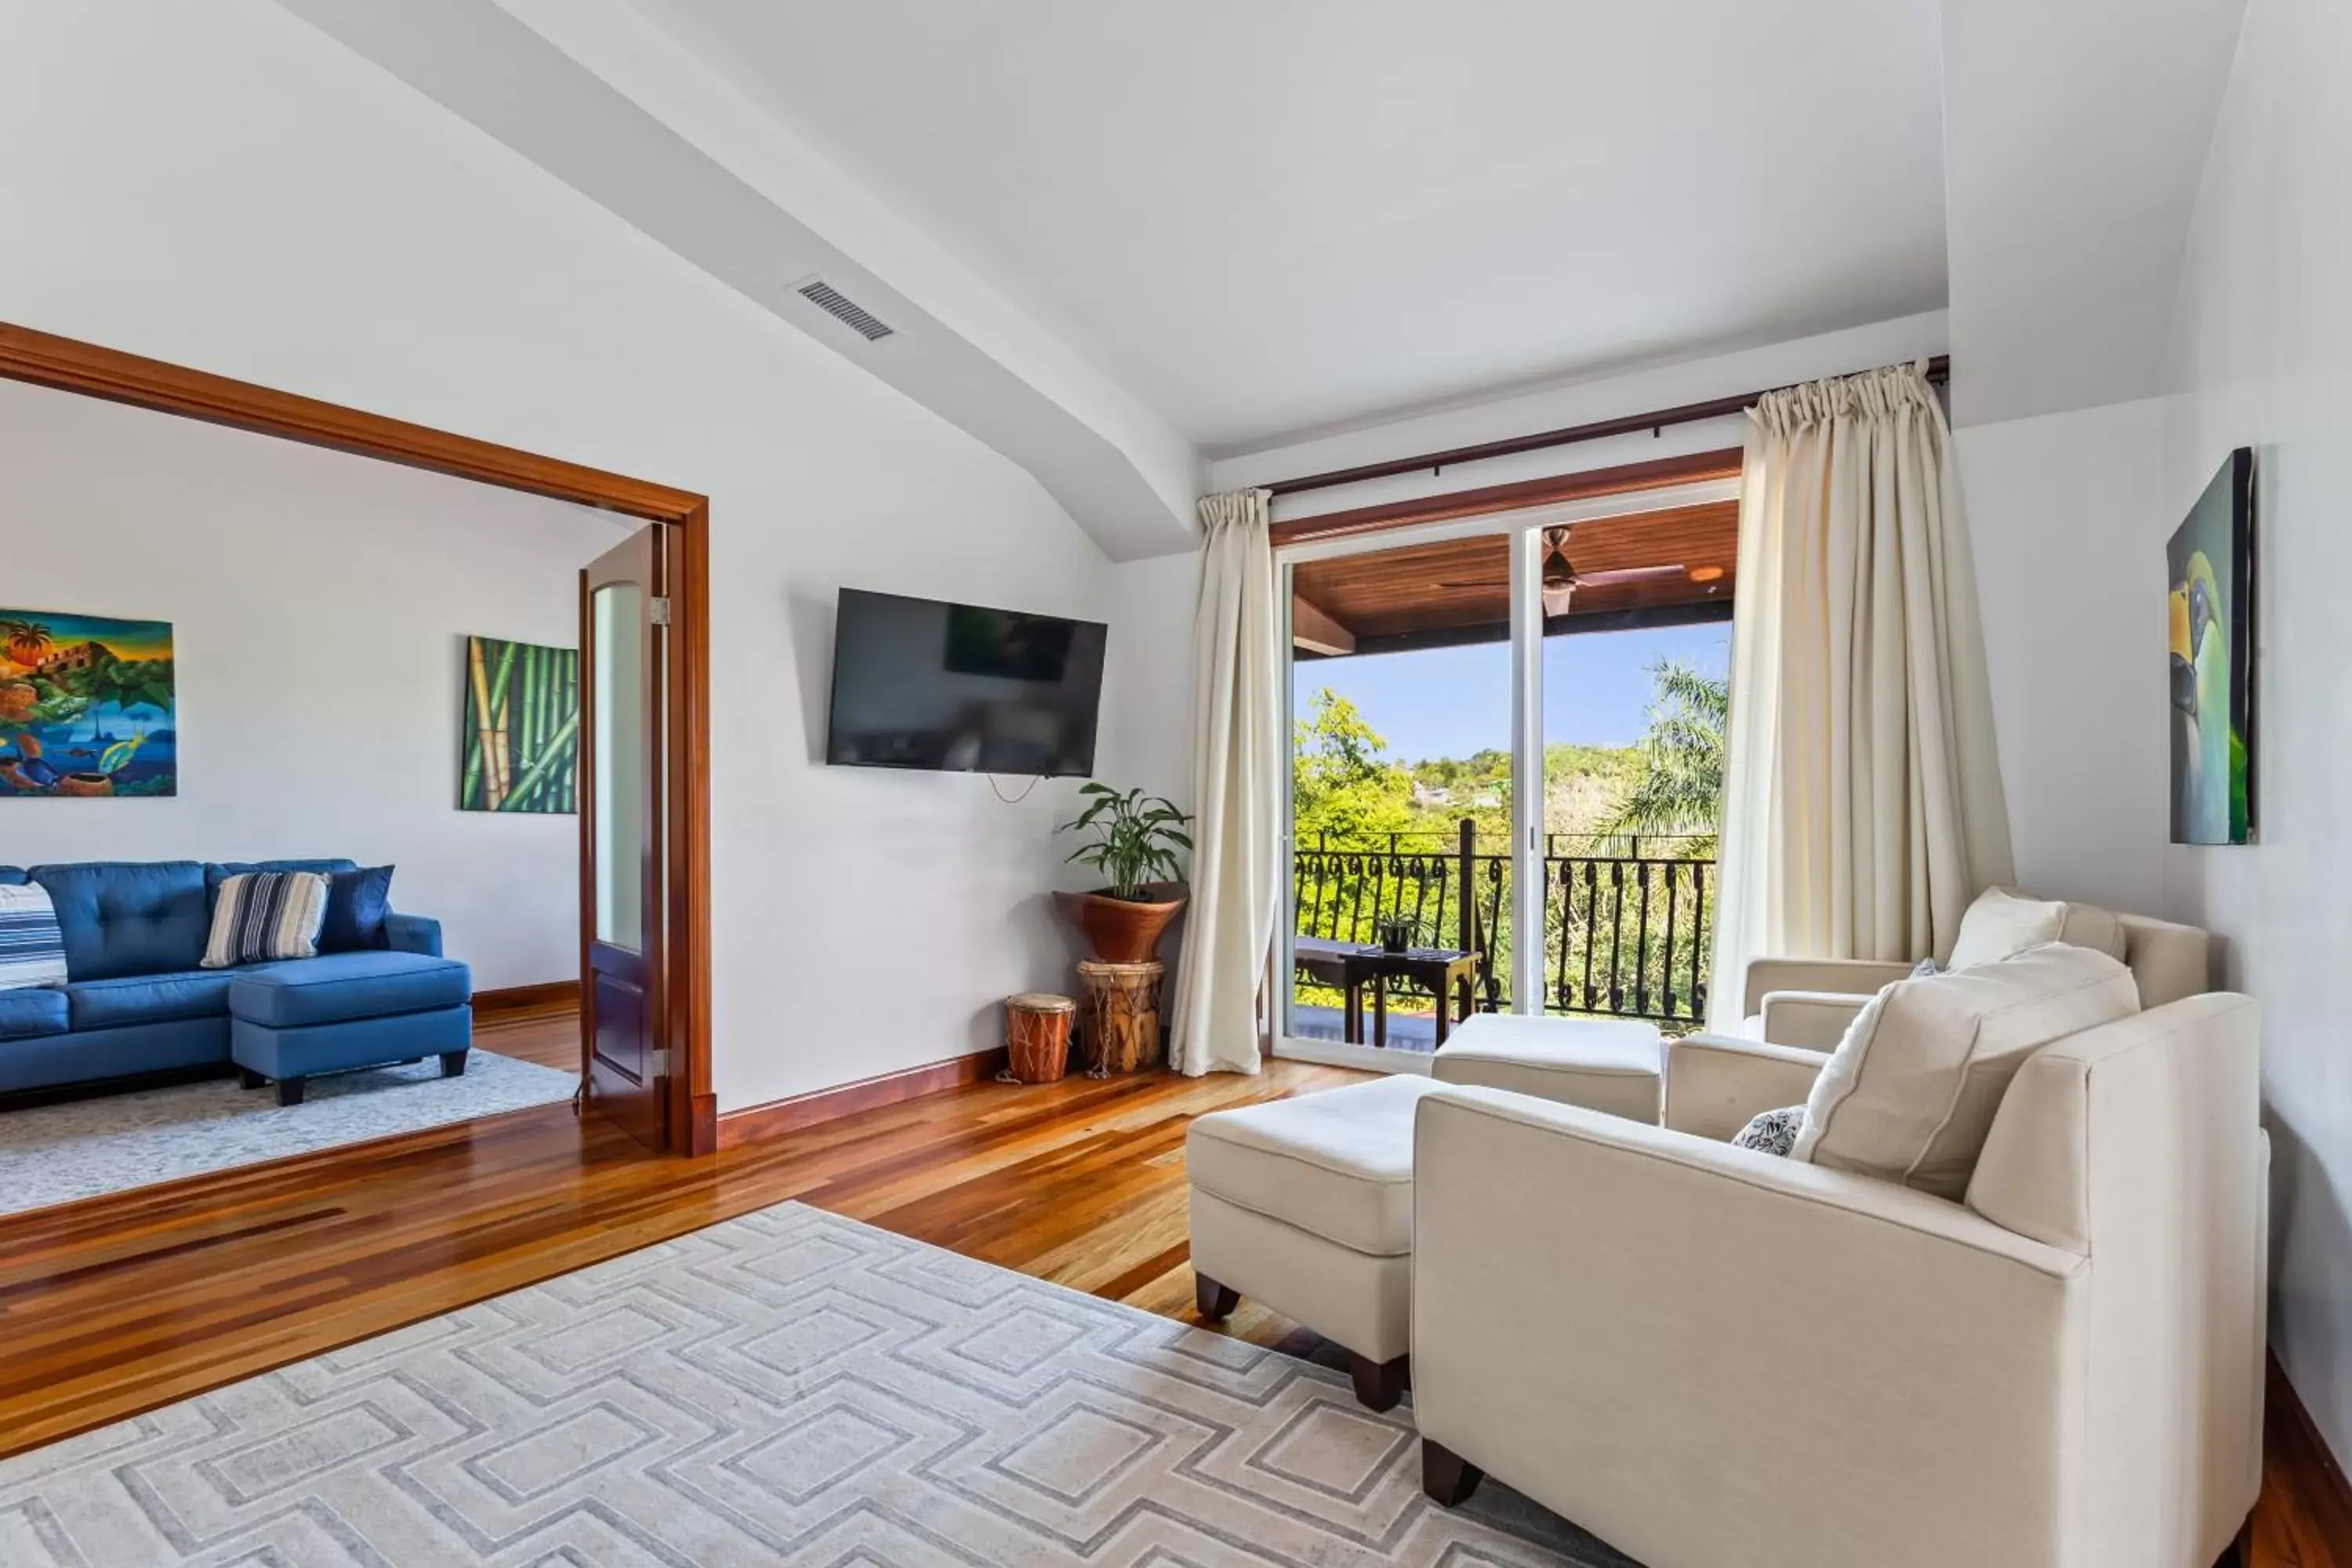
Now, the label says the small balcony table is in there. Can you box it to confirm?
[1292,937,1483,1049]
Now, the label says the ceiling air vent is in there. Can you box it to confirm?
[795,278,895,342]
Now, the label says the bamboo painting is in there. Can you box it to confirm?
[459,635,580,813]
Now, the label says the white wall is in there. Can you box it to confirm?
[1098,553,1202,812]
[2153,0,2352,1461]
[1955,398,2171,915]
[1209,312,1950,524]
[1958,0,2352,1465]
[0,1,1189,1111]
[0,379,622,989]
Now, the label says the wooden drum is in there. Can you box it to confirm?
[1076,960,1164,1076]
[1004,993,1076,1084]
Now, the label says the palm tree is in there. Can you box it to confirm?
[1598,659,1729,856]
[0,619,53,669]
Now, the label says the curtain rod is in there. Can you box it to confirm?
[1264,354,1951,497]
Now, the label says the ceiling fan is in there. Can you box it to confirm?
[1436,529,1702,616]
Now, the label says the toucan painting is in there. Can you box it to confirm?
[2167,450,2256,844]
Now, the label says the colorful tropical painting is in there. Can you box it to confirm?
[2168,448,2256,844]
[0,608,176,798]
[460,635,579,813]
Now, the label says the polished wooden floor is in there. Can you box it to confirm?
[471,1004,580,1068]
[1,1014,2344,1564]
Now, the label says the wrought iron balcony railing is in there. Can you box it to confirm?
[1290,820,1713,1027]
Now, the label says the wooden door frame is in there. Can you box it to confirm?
[0,321,717,1154]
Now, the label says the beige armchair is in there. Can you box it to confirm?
[1410,993,2267,1568]
[1743,907,2213,1050]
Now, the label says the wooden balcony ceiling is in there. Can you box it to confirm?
[1290,499,1737,655]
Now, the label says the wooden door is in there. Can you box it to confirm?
[579,527,667,1151]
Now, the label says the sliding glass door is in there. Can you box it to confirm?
[1284,529,1514,1058]
[1532,504,1734,1031]
[1274,481,1736,1067]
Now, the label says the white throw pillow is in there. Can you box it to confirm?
[1950,887,2129,969]
[1731,1105,1806,1158]
[1792,942,2140,1199]
[0,882,68,989]
[201,870,331,968]
[1947,887,2066,969]
[2053,900,2129,962]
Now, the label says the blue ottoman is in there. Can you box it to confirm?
[227,950,474,1105]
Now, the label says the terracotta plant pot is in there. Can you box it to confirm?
[57,772,114,797]
[1054,883,1188,964]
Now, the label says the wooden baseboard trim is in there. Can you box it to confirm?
[2271,1349,2352,1539]
[717,1048,1007,1149]
[474,981,580,1020]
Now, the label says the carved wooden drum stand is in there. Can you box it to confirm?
[1076,960,1163,1076]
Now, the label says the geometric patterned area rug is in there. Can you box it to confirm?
[0,1203,1637,1566]
[0,1048,576,1217]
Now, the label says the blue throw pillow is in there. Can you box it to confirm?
[319,865,395,953]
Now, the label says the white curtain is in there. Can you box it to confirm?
[1708,361,2013,1030]
[1167,488,1281,1076]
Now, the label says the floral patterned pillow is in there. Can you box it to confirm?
[1731,1105,1806,1158]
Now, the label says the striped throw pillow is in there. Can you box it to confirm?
[201,870,332,968]
[0,883,68,989]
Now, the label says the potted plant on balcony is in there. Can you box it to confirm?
[1054,782,1192,964]
[1373,913,1423,955]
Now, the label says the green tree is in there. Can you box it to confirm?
[1289,691,1423,999]
[1292,688,1414,844]
[1597,659,1728,855]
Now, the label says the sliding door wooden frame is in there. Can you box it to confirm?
[1270,474,1744,1069]
[0,320,717,1155]
[1269,446,1745,546]
[1275,477,1743,566]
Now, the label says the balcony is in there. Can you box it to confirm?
[1281,492,1730,1056]
[1290,818,1715,1050]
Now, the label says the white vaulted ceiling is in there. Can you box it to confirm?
[633,0,1951,454]
[272,0,2242,550]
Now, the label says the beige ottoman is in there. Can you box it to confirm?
[1431,1013,1664,1122]
[1185,1075,1438,1410]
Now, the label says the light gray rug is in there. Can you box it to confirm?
[0,1203,1635,1567]
[0,1049,577,1215]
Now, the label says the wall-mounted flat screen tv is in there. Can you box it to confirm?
[825,588,1107,775]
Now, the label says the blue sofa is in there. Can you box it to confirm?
[0,859,473,1105]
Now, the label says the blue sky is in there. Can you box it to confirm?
[1294,622,1730,762]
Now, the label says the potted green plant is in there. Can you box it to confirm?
[1373,913,1422,955]
[1053,782,1192,964]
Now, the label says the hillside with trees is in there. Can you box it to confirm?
[1292,657,1724,857]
